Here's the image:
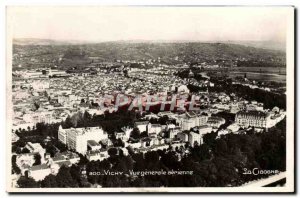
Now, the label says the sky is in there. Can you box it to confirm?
[7,6,292,43]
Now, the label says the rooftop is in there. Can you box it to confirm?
[87,140,100,147]
[30,164,49,171]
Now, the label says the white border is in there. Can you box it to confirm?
[1,1,297,196]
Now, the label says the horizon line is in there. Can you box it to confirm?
[13,37,285,44]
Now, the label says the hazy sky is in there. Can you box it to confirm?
[7,6,291,43]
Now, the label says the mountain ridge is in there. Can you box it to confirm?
[13,38,285,52]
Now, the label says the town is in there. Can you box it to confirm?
[11,43,287,188]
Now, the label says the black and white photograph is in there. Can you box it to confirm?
[5,6,295,193]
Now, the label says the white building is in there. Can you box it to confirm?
[188,131,201,146]
[23,111,52,125]
[28,164,52,181]
[207,117,226,128]
[25,142,46,163]
[178,112,197,131]
[58,126,108,154]
[87,140,102,151]
[12,132,19,143]
[29,162,61,182]
[121,126,133,139]
[178,111,208,131]
[235,111,271,128]
[177,85,190,93]
[86,150,108,161]
[177,132,189,142]
[149,124,162,135]
[197,125,213,136]
[226,123,240,133]
[169,127,181,139]
[31,80,50,92]
[197,115,209,126]
[236,110,285,129]
[134,121,151,133]
[16,153,35,174]
[189,125,212,145]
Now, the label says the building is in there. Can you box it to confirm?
[16,153,35,174]
[28,164,52,181]
[23,111,52,125]
[87,140,102,151]
[57,151,80,164]
[114,131,127,141]
[29,163,61,181]
[31,80,50,92]
[197,125,213,136]
[235,111,270,128]
[12,132,19,143]
[246,102,264,112]
[121,126,133,139]
[86,150,108,161]
[169,127,181,139]
[140,137,153,147]
[197,115,209,126]
[58,94,70,104]
[148,124,162,135]
[207,116,226,128]
[24,142,46,163]
[177,85,190,93]
[177,111,208,131]
[58,125,108,154]
[226,123,240,133]
[189,125,212,145]
[178,112,197,131]
[188,131,201,146]
[230,103,240,114]
[177,131,189,142]
[217,130,229,138]
[134,121,151,133]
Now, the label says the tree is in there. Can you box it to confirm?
[215,139,228,156]
[114,138,125,147]
[41,174,57,187]
[42,70,47,75]
[83,111,92,122]
[145,151,159,167]
[158,116,169,125]
[69,165,82,186]
[12,155,21,174]
[33,154,42,166]
[64,115,73,128]
[78,153,89,166]
[203,132,217,147]
[130,127,140,140]
[17,176,39,188]
[21,147,30,154]
[108,147,118,157]
[140,131,148,138]
[45,144,57,157]
[55,166,78,187]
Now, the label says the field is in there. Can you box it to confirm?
[203,67,286,83]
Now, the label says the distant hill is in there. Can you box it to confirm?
[12,39,286,70]
[221,40,285,52]
[13,38,87,46]
[60,47,92,68]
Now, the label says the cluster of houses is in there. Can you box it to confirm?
[13,103,286,184]
[11,65,286,185]
[14,142,80,183]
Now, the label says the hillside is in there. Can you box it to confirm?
[12,39,286,70]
